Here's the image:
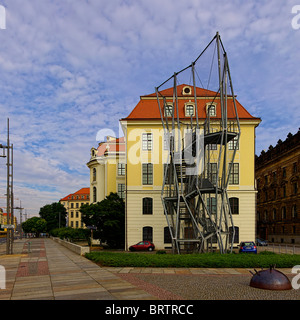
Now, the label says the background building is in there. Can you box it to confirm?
[59,188,90,228]
[87,136,125,203]
[256,129,300,244]
[0,208,17,230]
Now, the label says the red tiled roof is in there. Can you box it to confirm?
[74,188,90,195]
[122,84,260,121]
[60,188,90,202]
[97,136,125,156]
[60,193,72,201]
[147,84,220,98]
[2,213,13,217]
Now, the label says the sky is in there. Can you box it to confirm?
[0,0,299,220]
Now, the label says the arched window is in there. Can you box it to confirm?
[93,186,97,203]
[143,226,153,242]
[229,197,239,215]
[207,197,216,214]
[164,226,172,243]
[93,168,96,181]
[229,226,239,244]
[142,197,153,215]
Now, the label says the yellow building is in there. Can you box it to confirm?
[59,188,90,228]
[0,209,17,230]
[120,84,261,250]
[87,136,126,203]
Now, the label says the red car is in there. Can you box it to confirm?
[129,241,155,252]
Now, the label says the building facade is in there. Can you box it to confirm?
[119,84,261,250]
[87,136,126,203]
[0,208,17,230]
[256,129,300,244]
[59,188,90,228]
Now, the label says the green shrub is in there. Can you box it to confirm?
[156,250,167,254]
[85,251,300,268]
[258,251,276,255]
[50,227,90,242]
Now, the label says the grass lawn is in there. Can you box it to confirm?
[85,251,300,268]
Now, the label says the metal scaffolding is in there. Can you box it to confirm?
[156,32,240,254]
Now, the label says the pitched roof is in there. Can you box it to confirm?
[60,188,90,202]
[60,193,72,201]
[147,84,219,98]
[74,188,90,195]
[121,84,260,121]
[97,136,125,156]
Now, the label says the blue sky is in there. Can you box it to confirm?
[0,0,299,219]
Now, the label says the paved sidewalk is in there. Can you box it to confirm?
[0,238,298,300]
[0,238,158,300]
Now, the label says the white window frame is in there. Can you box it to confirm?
[164,104,173,117]
[228,136,239,150]
[228,163,239,185]
[142,133,153,151]
[185,104,195,117]
[118,183,125,200]
[118,162,125,176]
[206,102,217,117]
[142,163,153,185]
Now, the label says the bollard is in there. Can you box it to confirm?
[249,265,292,290]
[28,241,31,253]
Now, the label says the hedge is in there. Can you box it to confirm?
[50,227,90,242]
[85,251,300,268]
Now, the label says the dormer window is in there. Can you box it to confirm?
[182,86,192,96]
[164,104,173,117]
[206,103,217,117]
[185,104,195,117]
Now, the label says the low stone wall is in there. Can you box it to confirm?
[51,237,90,256]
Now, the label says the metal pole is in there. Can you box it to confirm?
[20,201,23,239]
[11,143,14,253]
[6,119,11,254]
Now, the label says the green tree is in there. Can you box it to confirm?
[22,217,47,237]
[80,192,125,248]
[50,227,90,242]
[39,202,67,232]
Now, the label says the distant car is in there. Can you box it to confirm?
[256,238,268,246]
[239,241,257,254]
[129,241,155,252]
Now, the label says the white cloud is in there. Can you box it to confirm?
[0,0,298,218]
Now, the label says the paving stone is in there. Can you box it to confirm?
[0,238,156,300]
[2,238,296,301]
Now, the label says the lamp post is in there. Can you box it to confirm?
[0,119,14,254]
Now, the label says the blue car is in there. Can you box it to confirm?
[239,241,257,254]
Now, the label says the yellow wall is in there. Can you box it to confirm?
[124,119,260,250]
[88,154,125,203]
[107,161,117,194]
